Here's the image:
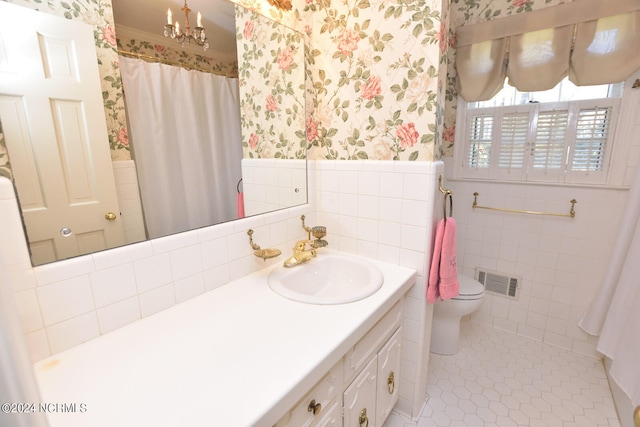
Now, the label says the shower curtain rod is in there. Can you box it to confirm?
[117,49,228,76]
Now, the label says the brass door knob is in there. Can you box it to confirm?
[307,399,321,415]
[105,212,117,221]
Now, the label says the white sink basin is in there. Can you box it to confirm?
[268,253,384,304]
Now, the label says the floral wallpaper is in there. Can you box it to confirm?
[0,120,11,180]
[303,0,444,161]
[235,6,306,159]
[116,34,238,78]
[236,0,445,161]
[442,0,572,157]
[3,0,130,161]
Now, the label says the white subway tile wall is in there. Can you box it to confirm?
[315,160,442,418]
[443,157,628,359]
[0,176,312,361]
[241,158,307,216]
[112,160,146,245]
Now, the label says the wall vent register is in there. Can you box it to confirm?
[475,268,521,299]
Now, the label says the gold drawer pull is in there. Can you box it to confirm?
[388,371,395,394]
[359,408,369,427]
[307,399,321,415]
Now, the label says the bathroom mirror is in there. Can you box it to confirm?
[0,0,306,266]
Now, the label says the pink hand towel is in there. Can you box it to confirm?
[237,192,245,218]
[427,218,445,303]
[439,217,459,300]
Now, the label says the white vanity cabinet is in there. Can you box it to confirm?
[275,301,403,427]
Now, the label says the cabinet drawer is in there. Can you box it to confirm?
[344,300,403,380]
[274,359,343,427]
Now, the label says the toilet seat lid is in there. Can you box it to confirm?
[456,275,484,298]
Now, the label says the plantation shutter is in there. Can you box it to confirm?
[460,98,618,184]
[565,100,618,184]
[528,108,569,182]
[494,111,529,180]
[465,113,493,178]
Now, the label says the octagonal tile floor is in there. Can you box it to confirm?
[384,321,620,427]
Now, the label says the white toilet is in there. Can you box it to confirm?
[430,275,485,355]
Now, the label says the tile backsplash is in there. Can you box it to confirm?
[0,174,312,361]
[241,158,307,216]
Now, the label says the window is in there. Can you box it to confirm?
[456,79,623,185]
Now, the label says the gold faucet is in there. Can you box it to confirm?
[283,240,317,268]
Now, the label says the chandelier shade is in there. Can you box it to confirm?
[164,1,209,51]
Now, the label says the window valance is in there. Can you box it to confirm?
[455,0,640,101]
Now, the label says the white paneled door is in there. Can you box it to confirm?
[0,2,124,265]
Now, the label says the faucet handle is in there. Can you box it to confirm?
[294,239,314,251]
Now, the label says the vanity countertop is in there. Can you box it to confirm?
[33,252,416,427]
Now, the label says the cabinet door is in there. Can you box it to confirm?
[344,357,377,427]
[376,328,402,423]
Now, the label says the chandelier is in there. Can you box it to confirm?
[164,1,209,51]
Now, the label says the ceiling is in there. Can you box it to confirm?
[112,0,237,56]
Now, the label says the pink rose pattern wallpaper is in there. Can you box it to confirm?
[115,36,238,78]
[302,0,443,161]
[236,5,307,160]
[0,121,10,180]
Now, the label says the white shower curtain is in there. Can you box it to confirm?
[580,164,640,407]
[119,56,242,239]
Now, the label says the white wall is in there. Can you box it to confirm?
[443,165,629,358]
[442,72,640,359]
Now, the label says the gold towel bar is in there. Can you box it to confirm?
[472,192,576,218]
